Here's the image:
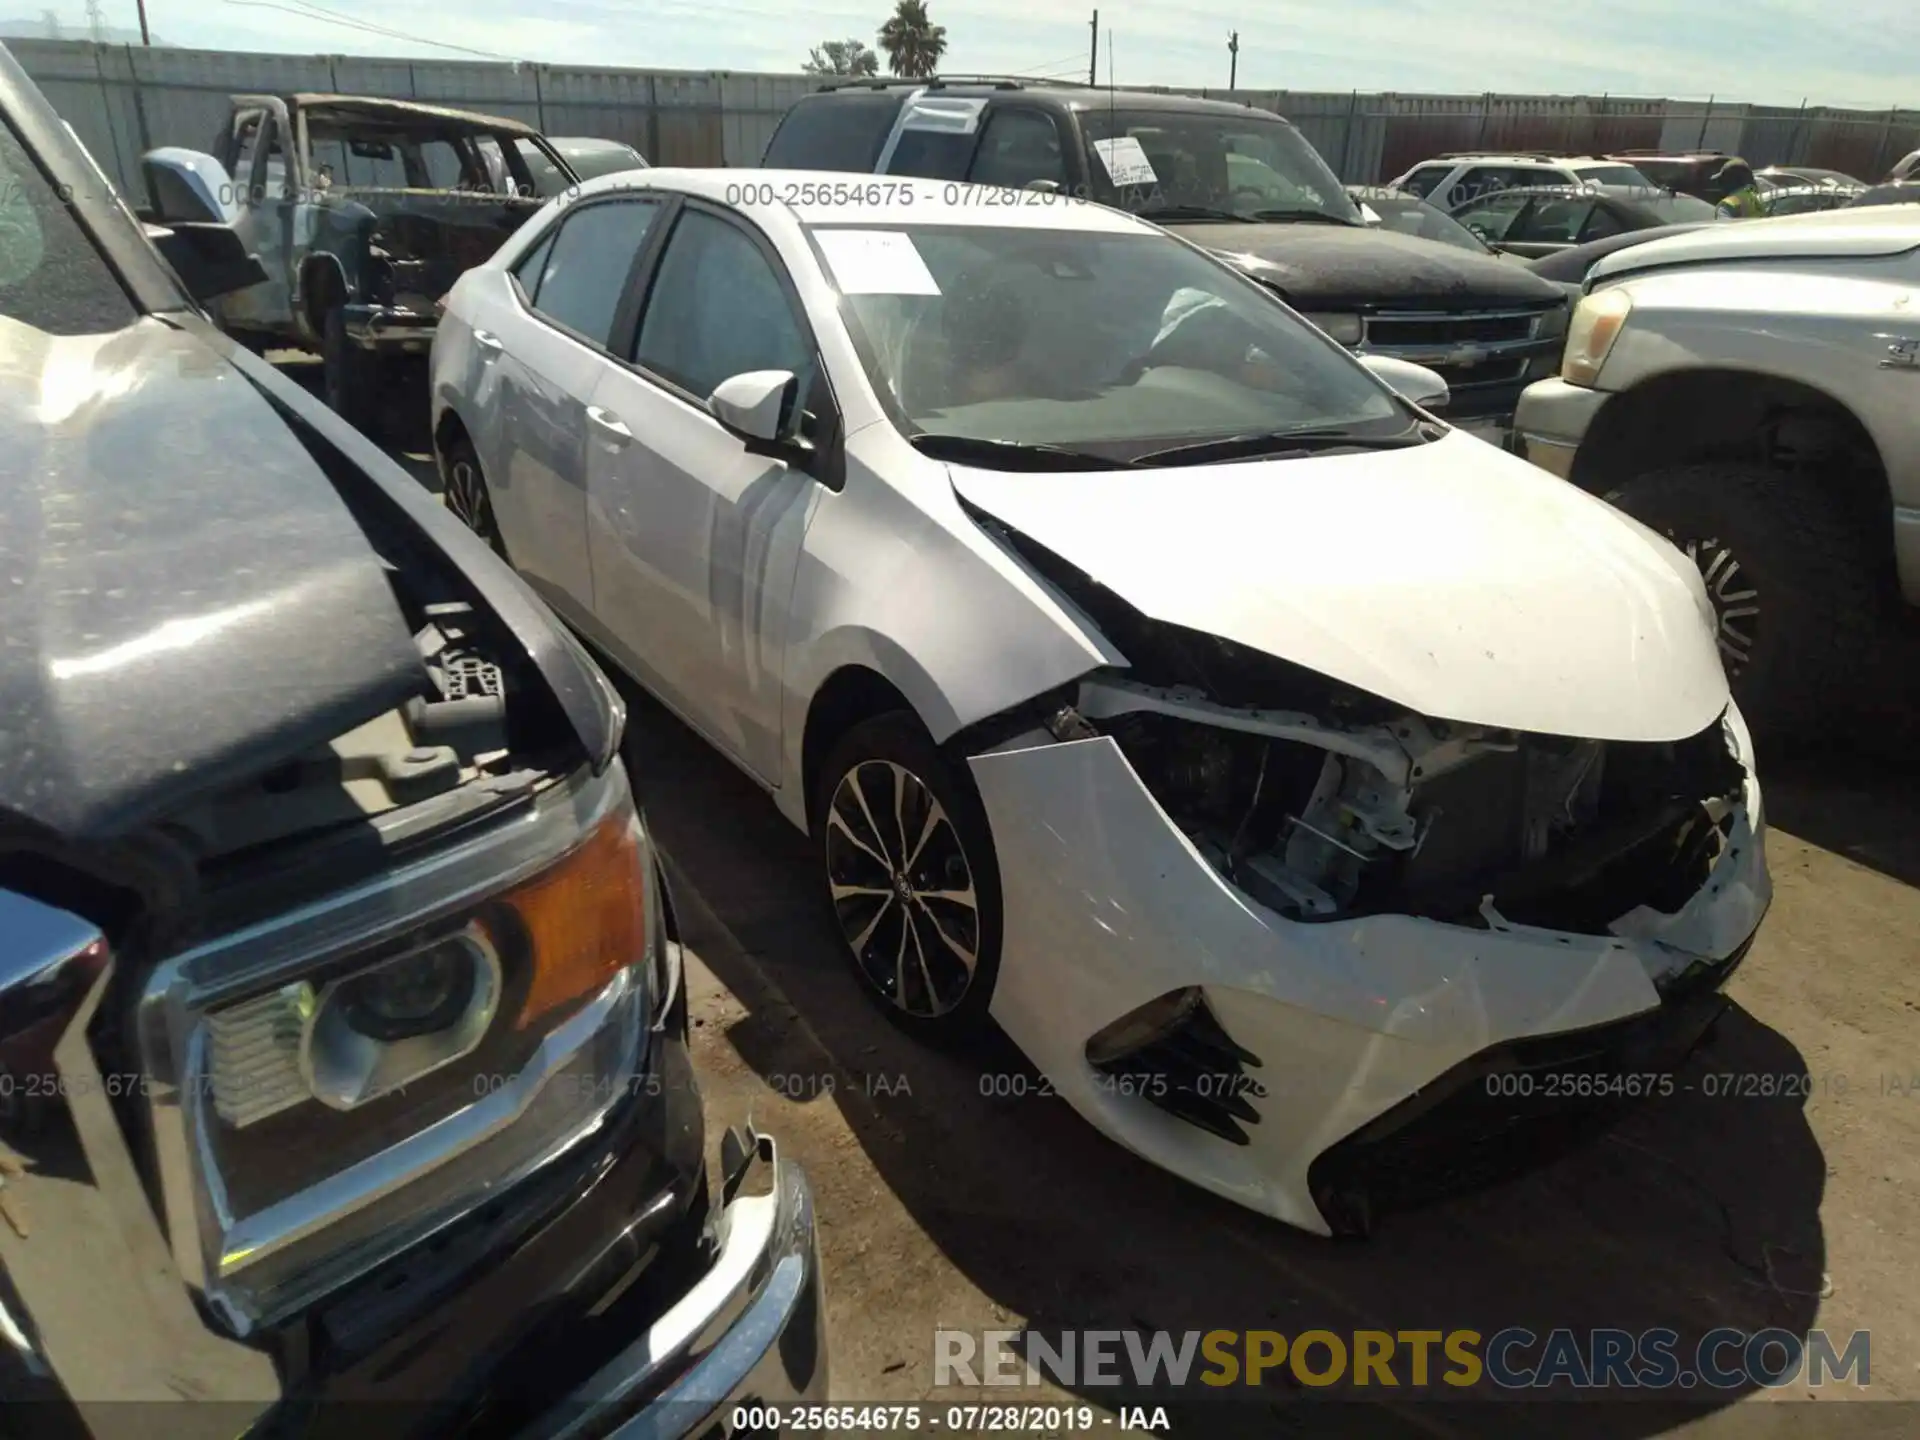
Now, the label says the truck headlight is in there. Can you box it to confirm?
[140,761,658,1332]
[1301,312,1364,346]
[1560,287,1631,386]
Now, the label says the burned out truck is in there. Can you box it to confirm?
[140,94,583,436]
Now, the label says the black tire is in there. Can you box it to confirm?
[813,712,1003,1043]
[321,303,381,437]
[1603,462,1885,741]
[441,433,509,560]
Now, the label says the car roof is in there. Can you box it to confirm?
[569,167,1157,233]
[270,92,542,137]
[551,136,639,150]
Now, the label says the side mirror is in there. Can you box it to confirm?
[149,221,269,303]
[1359,353,1450,411]
[708,369,801,450]
[141,146,237,225]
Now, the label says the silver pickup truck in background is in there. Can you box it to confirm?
[1512,210,1920,743]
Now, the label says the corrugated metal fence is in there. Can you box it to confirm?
[10,38,1917,197]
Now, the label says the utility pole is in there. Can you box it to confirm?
[84,0,105,44]
[1088,10,1098,86]
[1227,31,1239,90]
[136,0,151,45]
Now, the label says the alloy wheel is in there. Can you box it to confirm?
[445,456,501,552]
[1677,534,1760,673]
[824,759,980,1018]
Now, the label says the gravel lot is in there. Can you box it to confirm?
[365,394,1918,1436]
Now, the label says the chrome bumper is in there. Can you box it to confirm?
[525,1130,828,1440]
[1510,375,1612,481]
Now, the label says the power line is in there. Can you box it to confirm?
[219,0,522,61]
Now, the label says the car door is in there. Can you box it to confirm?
[215,100,299,335]
[1494,195,1595,257]
[585,201,829,784]
[482,195,665,618]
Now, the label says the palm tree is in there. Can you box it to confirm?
[877,0,947,80]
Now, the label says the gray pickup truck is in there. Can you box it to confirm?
[1512,209,1920,741]
[140,93,580,437]
[0,43,822,1436]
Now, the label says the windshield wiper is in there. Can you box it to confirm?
[1130,427,1430,468]
[1241,208,1363,226]
[909,433,1128,471]
[1133,204,1252,223]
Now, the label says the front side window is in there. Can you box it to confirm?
[524,199,661,346]
[0,118,137,335]
[1079,111,1359,225]
[968,109,1067,190]
[634,209,813,401]
[814,222,1404,462]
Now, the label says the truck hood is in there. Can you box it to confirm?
[950,430,1730,743]
[0,315,424,840]
[1167,221,1565,309]
[1590,205,1920,283]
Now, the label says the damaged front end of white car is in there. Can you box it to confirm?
[949,470,1769,1238]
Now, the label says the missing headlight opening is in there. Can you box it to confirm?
[1068,674,1748,936]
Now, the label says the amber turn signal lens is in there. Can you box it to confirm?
[505,808,649,1031]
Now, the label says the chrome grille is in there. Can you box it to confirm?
[1358,306,1563,397]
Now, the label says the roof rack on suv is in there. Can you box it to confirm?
[1431,149,1610,162]
[1609,148,1729,158]
[815,74,1090,94]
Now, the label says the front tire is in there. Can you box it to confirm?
[322,303,382,438]
[814,712,1003,1043]
[1603,462,1884,742]
[441,434,509,560]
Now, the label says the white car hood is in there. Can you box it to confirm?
[949,430,1730,743]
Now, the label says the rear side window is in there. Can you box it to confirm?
[522,199,661,347]
[761,93,903,171]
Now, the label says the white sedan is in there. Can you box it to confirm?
[429,169,1770,1236]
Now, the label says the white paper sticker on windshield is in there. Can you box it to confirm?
[1360,202,1382,224]
[814,229,941,296]
[1091,136,1158,187]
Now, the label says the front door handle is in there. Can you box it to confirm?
[473,328,505,352]
[587,405,631,442]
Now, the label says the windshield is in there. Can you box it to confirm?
[811,222,1406,463]
[1354,193,1491,254]
[561,143,648,182]
[1078,110,1361,226]
[0,117,136,335]
[1572,164,1651,187]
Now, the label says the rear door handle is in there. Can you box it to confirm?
[587,405,631,442]
[473,328,505,352]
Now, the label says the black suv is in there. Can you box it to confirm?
[762,77,1571,425]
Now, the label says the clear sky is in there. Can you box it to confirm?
[20,0,1917,110]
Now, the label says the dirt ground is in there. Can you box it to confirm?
[620,684,1920,1439]
[359,401,1917,1437]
